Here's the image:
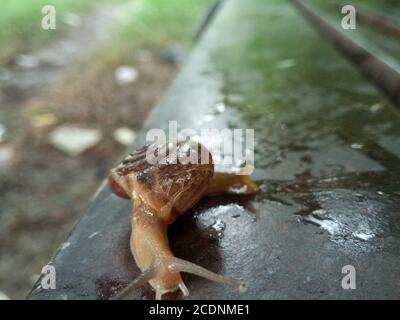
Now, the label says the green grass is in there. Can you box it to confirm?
[91,0,215,65]
[43,0,216,130]
[67,0,216,74]
[0,0,215,65]
[117,0,214,47]
[0,0,111,64]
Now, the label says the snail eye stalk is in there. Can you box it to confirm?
[167,257,247,293]
[110,265,157,300]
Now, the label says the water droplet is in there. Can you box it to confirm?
[60,242,70,250]
[353,232,374,241]
[211,219,226,236]
[303,215,340,235]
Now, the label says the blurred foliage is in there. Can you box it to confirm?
[0,0,216,299]
[115,0,214,48]
[0,0,215,65]
[0,0,111,64]
[57,0,216,86]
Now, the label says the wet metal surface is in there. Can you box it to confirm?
[296,0,400,107]
[29,0,400,299]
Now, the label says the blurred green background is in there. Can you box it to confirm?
[0,0,214,299]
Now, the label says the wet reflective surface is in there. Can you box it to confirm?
[30,0,400,299]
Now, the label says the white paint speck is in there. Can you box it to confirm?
[89,232,98,239]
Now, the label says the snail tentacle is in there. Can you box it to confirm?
[179,281,190,296]
[111,264,157,300]
[155,289,163,300]
[167,257,247,293]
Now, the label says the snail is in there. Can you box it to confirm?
[108,141,258,300]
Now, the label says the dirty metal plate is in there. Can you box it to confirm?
[29,0,400,299]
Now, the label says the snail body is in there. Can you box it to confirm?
[108,141,258,299]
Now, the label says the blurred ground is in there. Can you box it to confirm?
[0,0,214,299]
